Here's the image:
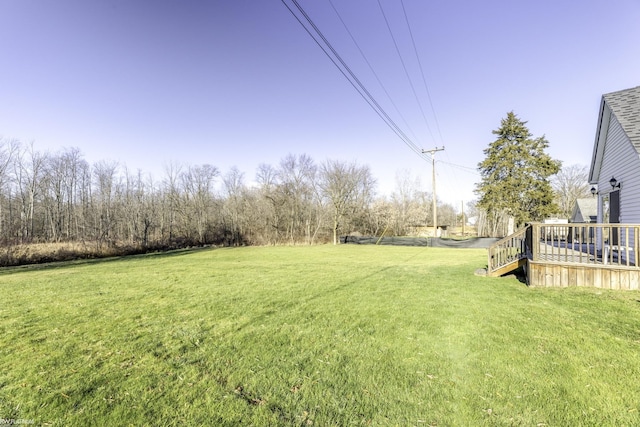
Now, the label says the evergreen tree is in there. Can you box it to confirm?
[475,112,560,232]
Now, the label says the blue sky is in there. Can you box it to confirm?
[2,0,639,206]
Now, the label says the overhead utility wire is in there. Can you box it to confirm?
[327,0,427,158]
[399,0,444,144]
[438,160,480,175]
[376,0,435,143]
[281,0,426,159]
[285,0,423,157]
[396,0,471,203]
[397,0,464,195]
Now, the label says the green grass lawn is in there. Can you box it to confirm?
[1,245,640,426]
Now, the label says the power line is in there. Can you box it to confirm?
[327,0,424,150]
[281,0,430,161]
[437,160,480,175]
[399,0,444,144]
[278,1,377,118]
[376,0,435,143]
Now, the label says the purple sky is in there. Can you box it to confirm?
[2,0,640,206]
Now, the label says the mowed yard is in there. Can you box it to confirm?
[1,246,640,426]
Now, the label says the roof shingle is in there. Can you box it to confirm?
[603,86,640,154]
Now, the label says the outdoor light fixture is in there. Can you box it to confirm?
[591,186,597,196]
[609,176,621,189]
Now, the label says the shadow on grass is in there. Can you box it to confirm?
[510,266,528,284]
[230,249,426,333]
[0,246,216,275]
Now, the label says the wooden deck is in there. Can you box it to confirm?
[487,223,640,289]
[527,259,640,289]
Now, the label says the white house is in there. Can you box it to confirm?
[566,198,596,243]
[589,86,640,232]
[487,88,640,284]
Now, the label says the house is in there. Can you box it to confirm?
[570,198,597,224]
[569,198,597,243]
[588,86,640,225]
[486,86,640,288]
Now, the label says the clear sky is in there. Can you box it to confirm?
[2,0,639,206]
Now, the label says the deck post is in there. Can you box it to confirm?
[531,223,540,261]
[633,225,640,267]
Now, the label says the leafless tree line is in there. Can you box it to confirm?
[0,138,464,253]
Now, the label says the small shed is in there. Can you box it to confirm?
[569,198,597,243]
[570,198,597,224]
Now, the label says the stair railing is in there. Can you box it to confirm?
[487,225,530,275]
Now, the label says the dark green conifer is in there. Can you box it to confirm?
[476,112,561,229]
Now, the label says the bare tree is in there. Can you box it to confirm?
[161,161,183,242]
[92,160,120,247]
[41,148,86,241]
[0,138,20,241]
[140,173,160,246]
[391,170,427,235]
[222,167,245,246]
[62,148,87,240]
[438,202,457,230]
[369,198,394,236]
[551,164,591,218]
[14,143,46,242]
[320,160,375,245]
[181,164,219,243]
[477,208,512,237]
[76,157,93,241]
[120,167,159,246]
[278,154,317,244]
[256,163,283,244]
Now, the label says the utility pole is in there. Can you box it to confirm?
[461,200,465,236]
[422,146,445,237]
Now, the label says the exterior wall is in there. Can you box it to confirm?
[597,113,640,224]
[596,112,640,251]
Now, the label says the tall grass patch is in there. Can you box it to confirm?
[1,246,640,425]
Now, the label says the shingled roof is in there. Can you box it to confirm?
[589,86,640,183]
[603,86,640,154]
[570,198,597,223]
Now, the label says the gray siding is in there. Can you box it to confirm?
[597,112,640,250]
[598,113,640,223]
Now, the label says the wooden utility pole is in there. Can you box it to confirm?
[461,200,465,236]
[422,147,445,236]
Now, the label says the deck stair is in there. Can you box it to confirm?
[487,226,530,277]
[486,222,640,288]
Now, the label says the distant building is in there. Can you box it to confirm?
[570,198,597,224]
[568,198,597,243]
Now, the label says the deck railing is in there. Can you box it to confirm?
[487,226,529,275]
[531,223,640,267]
[487,223,640,275]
